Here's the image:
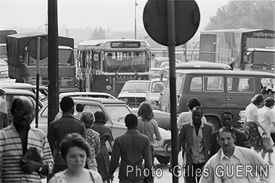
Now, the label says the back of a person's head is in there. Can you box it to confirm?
[187,98,201,110]
[0,89,5,96]
[137,101,154,121]
[125,113,138,129]
[76,103,84,112]
[80,111,95,127]
[264,97,275,108]
[94,111,107,124]
[60,96,74,112]
[251,94,264,105]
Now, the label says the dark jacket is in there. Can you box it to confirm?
[210,127,251,157]
[178,121,213,166]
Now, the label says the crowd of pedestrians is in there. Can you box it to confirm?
[0,93,274,183]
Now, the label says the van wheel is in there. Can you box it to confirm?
[156,155,170,164]
[205,116,220,130]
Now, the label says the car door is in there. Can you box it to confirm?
[225,75,256,126]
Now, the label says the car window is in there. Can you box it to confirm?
[190,76,202,92]
[204,76,224,92]
[227,77,255,93]
[104,105,131,123]
[121,82,150,92]
[84,105,103,114]
[175,73,186,92]
[151,81,165,93]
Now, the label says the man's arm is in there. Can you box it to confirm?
[210,131,219,157]
[109,139,121,176]
[143,138,152,170]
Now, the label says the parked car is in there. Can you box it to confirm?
[0,88,43,123]
[32,97,171,164]
[160,69,275,130]
[59,91,117,100]
[0,82,48,102]
[118,78,166,110]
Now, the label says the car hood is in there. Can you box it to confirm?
[118,92,147,98]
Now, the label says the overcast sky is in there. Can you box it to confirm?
[0,0,228,31]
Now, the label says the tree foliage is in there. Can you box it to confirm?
[205,0,275,30]
[90,27,106,39]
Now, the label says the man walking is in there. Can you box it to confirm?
[176,106,213,183]
[0,96,53,182]
[48,96,86,173]
[210,111,250,157]
[109,114,152,183]
[200,126,269,183]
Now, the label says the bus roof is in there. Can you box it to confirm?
[77,39,150,50]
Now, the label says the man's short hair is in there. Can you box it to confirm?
[187,98,201,110]
[221,111,234,119]
[0,89,5,96]
[125,114,138,129]
[60,96,74,112]
[76,103,84,112]
[218,126,236,139]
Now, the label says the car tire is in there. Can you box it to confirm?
[205,116,220,130]
[156,155,170,164]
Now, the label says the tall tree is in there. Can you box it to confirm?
[90,27,106,40]
[205,0,275,30]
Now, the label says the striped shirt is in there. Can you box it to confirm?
[0,123,53,183]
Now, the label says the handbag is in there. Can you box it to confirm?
[262,137,273,153]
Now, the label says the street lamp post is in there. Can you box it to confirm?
[135,1,138,39]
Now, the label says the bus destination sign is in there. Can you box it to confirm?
[110,42,141,48]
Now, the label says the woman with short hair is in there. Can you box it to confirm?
[48,133,102,183]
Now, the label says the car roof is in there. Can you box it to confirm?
[176,61,231,70]
[175,69,275,77]
[124,80,151,83]
[71,97,126,105]
[0,82,48,90]
[59,92,116,99]
[0,88,36,97]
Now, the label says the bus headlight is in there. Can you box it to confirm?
[106,85,112,90]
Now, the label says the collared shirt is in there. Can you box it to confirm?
[177,111,207,130]
[199,146,269,183]
[0,123,53,183]
[190,120,206,164]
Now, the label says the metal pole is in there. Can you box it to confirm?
[35,37,41,128]
[167,0,178,183]
[135,1,137,39]
[48,0,59,127]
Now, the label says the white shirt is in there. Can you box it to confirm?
[258,106,275,137]
[199,146,269,183]
[245,103,258,122]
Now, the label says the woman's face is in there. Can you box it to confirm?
[66,146,87,170]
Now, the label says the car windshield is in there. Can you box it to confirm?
[121,82,150,92]
[104,105,131,123]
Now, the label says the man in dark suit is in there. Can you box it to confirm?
[210,110,251,157]
[177,106,213,183]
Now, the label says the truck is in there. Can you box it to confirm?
[199,29,275,72]
[6,32,77,92]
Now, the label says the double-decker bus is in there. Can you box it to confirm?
[6,32,76,92]
[76,39,151,96]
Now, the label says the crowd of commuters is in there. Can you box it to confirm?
[0,93,274,182]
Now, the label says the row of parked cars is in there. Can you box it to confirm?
[0,81,172,164]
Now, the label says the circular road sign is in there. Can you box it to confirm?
[143,0,200,46]
[29,36,48,60]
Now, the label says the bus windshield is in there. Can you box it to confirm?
[103,51,148,73]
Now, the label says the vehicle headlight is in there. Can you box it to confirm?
[106,85,112,90]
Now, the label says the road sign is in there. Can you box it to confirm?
[143,0,200,46]
[29,36,48,60]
